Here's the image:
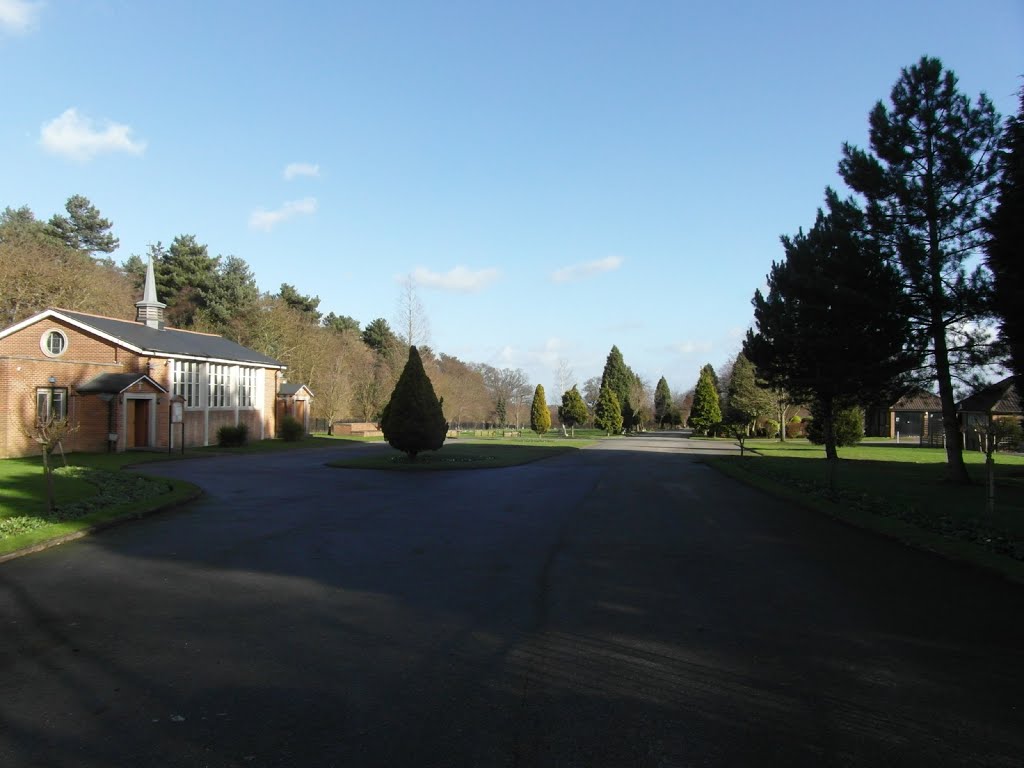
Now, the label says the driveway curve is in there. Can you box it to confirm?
[1,433,1021,767]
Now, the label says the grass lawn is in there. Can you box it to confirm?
[0,435,370,558]
[705,438,1024,583]
[0,454,199,558]
[329,434,598,471]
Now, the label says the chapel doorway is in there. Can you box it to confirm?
[132,399,150,448]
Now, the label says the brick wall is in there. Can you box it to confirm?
[0,318,134,457]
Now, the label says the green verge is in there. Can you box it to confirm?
[0,435,372,559]
[0,456,199,559]
[705,439,1024,585]
[329,436,597,471]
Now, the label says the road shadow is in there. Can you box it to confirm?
[3,439,1024,765]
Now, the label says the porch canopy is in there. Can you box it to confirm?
[76,373,168,395]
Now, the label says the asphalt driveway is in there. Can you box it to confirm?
[1,434,1021,766]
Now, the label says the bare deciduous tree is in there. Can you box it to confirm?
[21,415,79,515]
[394,276,430,350]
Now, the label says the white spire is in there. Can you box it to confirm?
[135,253,166,328]
[143,253,160,304]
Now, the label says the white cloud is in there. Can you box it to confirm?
[539,337,565,366]
[409,265,500,293]
[0,0,41,34]
[248,197,318,232]
[670,340,714,355]
[283,162,320,180]
[551,255,623,283]
[39,108,147,162]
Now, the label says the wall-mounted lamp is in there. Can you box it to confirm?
[48,376,57,384]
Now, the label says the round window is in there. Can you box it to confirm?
[41,329,68,357]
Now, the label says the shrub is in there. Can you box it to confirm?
[280,415,304,442]
[763,419,780,438]
[217,423,249,447]
[785,419,807,439]
[807,406,863,447]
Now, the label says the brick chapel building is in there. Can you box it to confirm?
[0,258,306,458]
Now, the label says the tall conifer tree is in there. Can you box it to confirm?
[653,376,672,426]
[530,384,551,436]
[839,56,1001,482]
[594,386,623,435]
[688,365,721,435]
[986,88,1024,379]
[601,345,635,430]
[745,193,915,461]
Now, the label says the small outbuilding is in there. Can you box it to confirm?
[276,383,314,435]
[865,387,942,442]
[957,375,1022,451]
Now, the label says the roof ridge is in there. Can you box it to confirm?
[59,308,223,337]
[52,307,134,322]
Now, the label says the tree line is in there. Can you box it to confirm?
[4,199,674,433]
[0,199,548,430]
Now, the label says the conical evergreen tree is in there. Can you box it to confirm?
[653,376,672,426]
[530,384,551,436]
[594,386,623,435]
[724,353,772,434]
[601,345,635,430]
[380,346,448,460]
[688,364,721,435]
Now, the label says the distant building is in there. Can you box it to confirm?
[864,388,942,442]
[957,376,1022,451]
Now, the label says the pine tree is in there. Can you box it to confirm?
[594,386,623,435]
[362,318,399,355]
[380,346,448,460]
[558,386,588,437]
[47,194,119,255]
[986,87,1024,379]
[745,193,915,462]
[323,312,361,335]
[530,384,551,436]
[653,376,672,427]
[688,365,721,435]
[839,56,1001,483]
[279,283,322,322]
[155,235,220,327]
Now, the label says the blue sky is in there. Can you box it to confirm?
[2,1,1022,397]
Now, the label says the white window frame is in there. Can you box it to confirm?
[238,367,256,408]
[40,329,68,358]
[209,363,231,408]
[36,387,68,423]
[172,360,201,408]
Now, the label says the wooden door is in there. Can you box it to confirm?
[134,400,150,447]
